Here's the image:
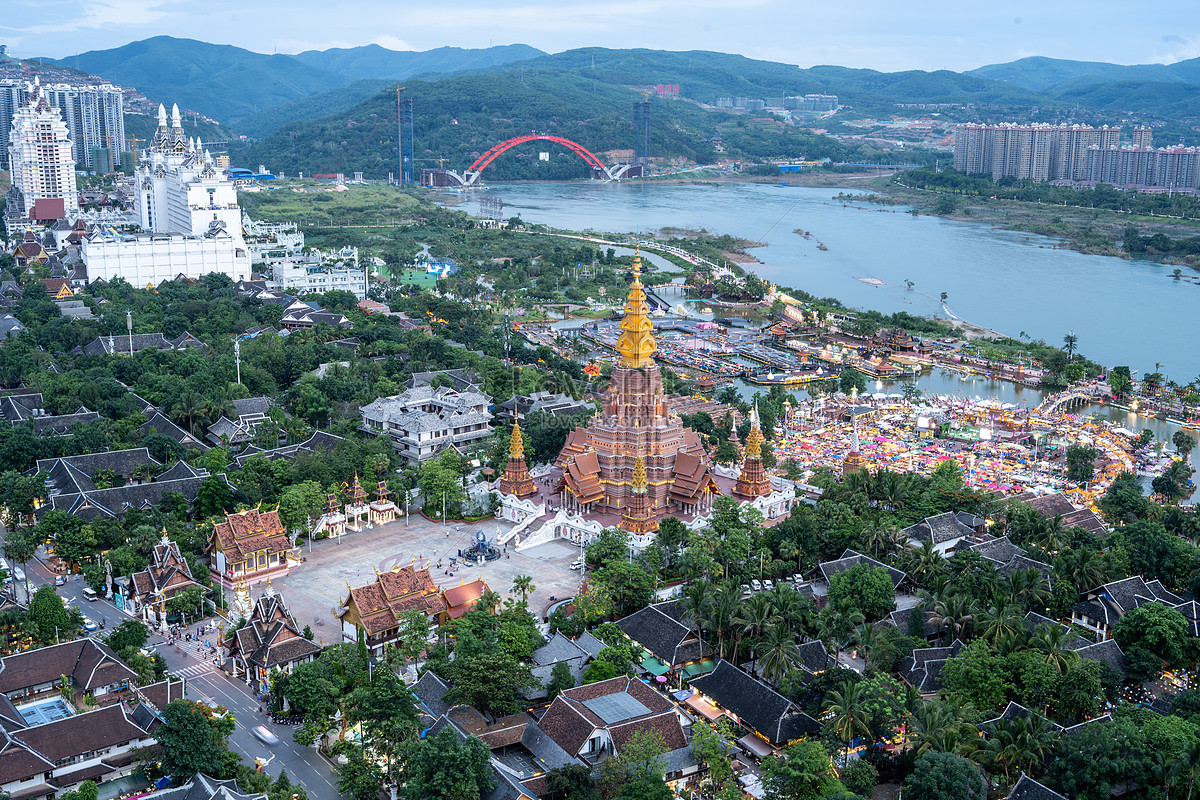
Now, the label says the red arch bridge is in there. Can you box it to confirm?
[421,134,640,187]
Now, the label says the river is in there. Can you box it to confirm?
[461,181,1199,381]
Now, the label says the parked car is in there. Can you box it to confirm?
[740,584,751,597]
[750,579,762,592]
[252,725,279,745]
[569,561,584,571]
[763,579,775,590]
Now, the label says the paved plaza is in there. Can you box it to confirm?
[265,513,587,646]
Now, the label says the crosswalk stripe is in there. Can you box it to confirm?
[173,663,217,679]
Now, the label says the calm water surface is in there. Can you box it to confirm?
[465,182,1199,380]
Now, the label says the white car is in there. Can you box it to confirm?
[82,617,98,632]
[763,579,775,590]
[569,561,584,571]
[750,579,762,592]
[252,725,279,745]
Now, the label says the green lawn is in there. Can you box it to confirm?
[389,268,440,288]
[239,181,421,226]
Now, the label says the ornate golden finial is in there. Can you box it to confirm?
[746,403,764,460]
[615,252,657,369]
[631,454,648,493]
[509,419,525,459]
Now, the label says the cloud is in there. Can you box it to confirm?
[1,0,169,37]
[1154,33,1200,63]
[372,34,414,51]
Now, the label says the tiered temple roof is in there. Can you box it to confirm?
[555,253,717,527]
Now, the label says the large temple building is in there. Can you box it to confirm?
[555,254,718,531]
[495,253,795,552]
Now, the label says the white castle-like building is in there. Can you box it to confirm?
[82,103,250,285]
[136,103,242,242]
[4,77,79,237]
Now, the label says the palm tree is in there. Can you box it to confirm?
[476,588,501,614]
[1029,515,1066,555]
[1063,331,1078,361]
[1055,547,1107,593]
[736,594,778,675]
[172,391,205,435]
[877,470,912,511]
[768,584,808,634]
[511,575,535,605]
[1029,624,1080,674]
[907,541,947,585]
[1168,736,1200,800]
[707,586,743,661]
[824,681,871,758]
[683,579,715,648]
[853,623,879,664]
[929,593,976,641]
[3,529,36,605]
[863,520,900,559]
[980,715,1056,789]
[1001,569,1051,612]
[821,601,864,665]
[975,602,1025,650]
[911,700,980,756]
[758,622,800,685]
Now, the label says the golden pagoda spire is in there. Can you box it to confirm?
[509,419,525,458]
[745,402,764,460]
[615,248,657,369]
[631,453,648,492]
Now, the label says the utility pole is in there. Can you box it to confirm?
[126,310,133,356]
[234,339,241,386]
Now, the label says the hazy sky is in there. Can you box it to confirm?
[5,0,1199,72]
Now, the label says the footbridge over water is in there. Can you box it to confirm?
[1037,387,1107,416]
[421,135,640,187]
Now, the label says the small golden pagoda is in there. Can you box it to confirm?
[842,413,868,477]
[734,404,772,500]
[620,454,659,534]
[498,419,537,498]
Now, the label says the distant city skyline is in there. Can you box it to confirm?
[3,1,1198,73]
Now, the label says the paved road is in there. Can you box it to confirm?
[7,534,344,797]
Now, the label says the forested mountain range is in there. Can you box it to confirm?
[41,37,542,125]
[967,55,1200,118]
[225,62,899,180]
[38,36,1200,176]
[291,43,545,80]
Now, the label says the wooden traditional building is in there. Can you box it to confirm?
[439,578,489,624]
[338,565,444,656]
[207,508,293,589]
[227,584,322,692]
[129,532,202,619]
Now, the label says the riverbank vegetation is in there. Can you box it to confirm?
[866,168,1200,267]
